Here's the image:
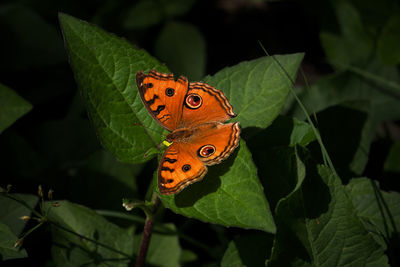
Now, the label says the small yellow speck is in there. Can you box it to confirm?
[163,140,172,147]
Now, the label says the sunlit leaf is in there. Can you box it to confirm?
[205,53,304,129]
[59,13,168,164]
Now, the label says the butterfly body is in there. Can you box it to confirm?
[137,70,240,195]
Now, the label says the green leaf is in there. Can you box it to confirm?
[378,15,400,65]
[291,60,400,122]
[204,53,304,129]
[154,21,206,80]
[46,201,134,267]
[180,249,197,263]
[267,165,388,266]
[59,13,168,164]
[221,233,273,267]
[133,224,181,267]
[384,140,400,173]
[346,178,400,250]
[0,194,38,236]
[0,222,27,261]
[0,83,32,133]
[0,194,37,261]
[290,61,400,175]
[159,140,275,233]
[320,2,373,65]
[288,117,315,147]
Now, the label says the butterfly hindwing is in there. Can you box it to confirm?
[158,122,240,195]
[190,122,240,166]
[159,142,207,195]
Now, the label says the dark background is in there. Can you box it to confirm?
[1,0,399,265]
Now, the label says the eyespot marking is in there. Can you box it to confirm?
[165,87,175,97]
[199,145,216,158]
[185,93,202,109]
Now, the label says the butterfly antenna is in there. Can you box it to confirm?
[257,41,337,176]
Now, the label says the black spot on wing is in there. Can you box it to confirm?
[164,157,177,163]
[151,105,165,115]
[146,94,159,105]
[161,166,174,172]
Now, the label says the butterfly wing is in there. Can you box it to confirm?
[189,122,240,165]
[159,142,207,195]
[137,70,240,195]
[136,70,188,131]
[179,81,236,128]
[158,122,240,195]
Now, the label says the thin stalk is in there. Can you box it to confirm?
[135,216,154,267]
[135,191,160,267]
[258,42,337,177]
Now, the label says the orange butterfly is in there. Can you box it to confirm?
[136,70,240,195]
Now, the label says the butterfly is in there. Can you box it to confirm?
[136,70,240,195]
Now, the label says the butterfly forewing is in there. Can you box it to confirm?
[178,82,236,128]
[136,70,188,131]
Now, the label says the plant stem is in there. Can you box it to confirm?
[135,191,160,267]
[135,216,154,267]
